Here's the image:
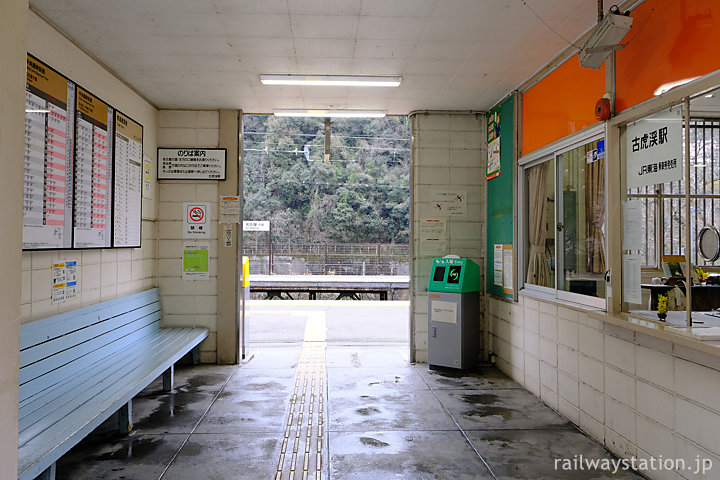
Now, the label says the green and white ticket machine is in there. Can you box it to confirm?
[427,257,480,369]
[427,257,480,294]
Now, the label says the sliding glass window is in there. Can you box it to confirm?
[521,131,607,309]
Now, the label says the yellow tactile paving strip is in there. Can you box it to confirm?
[275,315,326,480]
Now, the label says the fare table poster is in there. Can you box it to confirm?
[73,87,113,248]
[23,55,75,249]
[113,111,143,248]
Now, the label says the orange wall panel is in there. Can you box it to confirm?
[522,55,605,155]
[616,0,720,111]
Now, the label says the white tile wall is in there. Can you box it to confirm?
[157,110,220,363]
[487,294,720,480]
[20,219,158,322]
[411,113,486,363]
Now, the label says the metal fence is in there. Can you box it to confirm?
[242,243,410,275]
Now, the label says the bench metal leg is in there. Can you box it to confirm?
[119,400,133,434]
[38,463,56,480]
[163,365,174,391]
[192,345,200,365]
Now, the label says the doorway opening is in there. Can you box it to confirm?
[241,115,411,347]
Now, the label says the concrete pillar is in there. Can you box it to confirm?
[0,2,28,477]
[216,110,241,364]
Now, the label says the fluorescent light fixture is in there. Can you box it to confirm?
[25,109,49,113]
[261,75,401,87]
[274,109,386,118]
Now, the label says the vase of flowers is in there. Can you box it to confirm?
[657,293,668,321]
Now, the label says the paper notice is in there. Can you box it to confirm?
[431,300,457,324]
[623,200,643,251]
[622,254,642,304]
[494,244,503,286]
[420,218,447,255]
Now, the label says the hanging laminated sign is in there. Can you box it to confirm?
[626,109,682,189]
[23,55,75,250]
[486,109,501,180]
[158,148,226,180]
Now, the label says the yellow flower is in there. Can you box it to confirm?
[657,294,668,314]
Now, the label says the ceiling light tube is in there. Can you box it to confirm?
[261,75,401,87]
[274,109,387,118]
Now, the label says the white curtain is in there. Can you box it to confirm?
[526,162,551,287]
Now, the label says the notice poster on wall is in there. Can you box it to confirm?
[23,55,75,250]
[51,260,78,304]
[74,87,113,248]
[431,190,467,216]
[113,111,143,248]
[486,109,501,180]
[183,243,209,280]
[419,218,447,255]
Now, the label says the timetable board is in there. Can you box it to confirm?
[23,55,75,250]
[22,54,144,250]
[113,111,143,248]
[73,87,113,248]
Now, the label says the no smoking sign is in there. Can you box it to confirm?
[183,202,210,239]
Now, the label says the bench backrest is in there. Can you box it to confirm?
[19,289,162,406]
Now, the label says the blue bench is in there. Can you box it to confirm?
[18,288,208,480]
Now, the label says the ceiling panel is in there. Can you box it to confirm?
[356,16,427,41]
[29,0,607,113]
[290,15,359,40]
[287,0,362,16]
[353,40,417,59]
[293,39,356,59]
[220,14,292,38]
[360,0,436,17]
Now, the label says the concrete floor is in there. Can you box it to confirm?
[56,343,645,479]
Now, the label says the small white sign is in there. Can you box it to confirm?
[52,260,78,304]
[142,156,152,199]
[622,254,643,304]
[219,195,241,224]
[183,202,210,239]
[223,224,233,247]
[431,300,457,324]
[243,220,270,232]
[419,218,447,255]
[158,148,226,180]
[494,244,503,287]
[623,200,643,251]
[626,109,683,189]
[431,190,467,216]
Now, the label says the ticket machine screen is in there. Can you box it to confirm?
[447,266,462,284]
[433,266,446,282]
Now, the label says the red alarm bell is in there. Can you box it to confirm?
[595,97,611,121]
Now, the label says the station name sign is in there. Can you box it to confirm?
[626,110,682,189]
[158,147,226,180]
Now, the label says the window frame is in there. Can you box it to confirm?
[519,124,607,309]
[627,118,720,269]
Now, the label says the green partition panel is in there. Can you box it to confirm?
[486,95,515,299]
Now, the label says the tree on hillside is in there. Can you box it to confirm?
[242,115,410,245]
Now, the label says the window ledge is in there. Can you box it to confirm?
[517,289,720,360]
[519,288,606,313]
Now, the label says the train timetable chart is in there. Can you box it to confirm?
[113,111,143,248]
[23,55,75,250]
[74,87,113,248]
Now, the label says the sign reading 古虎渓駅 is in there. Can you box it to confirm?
[626,109,682,189]
[158,148,226,180]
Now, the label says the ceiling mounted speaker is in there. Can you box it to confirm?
[698,226,720,262]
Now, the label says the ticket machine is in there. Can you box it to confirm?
[427,257,480,369]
